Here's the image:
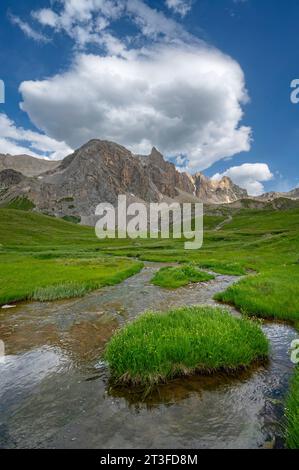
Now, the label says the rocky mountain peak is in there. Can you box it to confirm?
[149,147,165,166]
[187,171,247,204]
[0,139,250,224]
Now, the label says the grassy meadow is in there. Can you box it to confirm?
[0,209,143,304]
[1,206,299,316]
[101,207,299,325]
[1,204,299,446]
[99,204,299,447]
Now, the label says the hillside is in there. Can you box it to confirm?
[1,204,298,322]
[0,153,59,176]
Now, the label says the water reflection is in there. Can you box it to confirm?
[107,367,262,409]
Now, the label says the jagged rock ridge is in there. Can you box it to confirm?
[257,188,299,201]
[0,140,249,223]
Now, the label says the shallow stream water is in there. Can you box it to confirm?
[0,263,297,449]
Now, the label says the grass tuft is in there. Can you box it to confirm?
[32,281,96,301]
[104,306,269,386]
[286,367,299,449]
[215,267,299,324]
[151,265,215,288]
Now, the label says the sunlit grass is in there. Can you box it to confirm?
[215,267,299,325]
[0,209,143,304]
[151,265,215,288]
[104,306,269,386]
[1,206,299,445]
[0,256,143,304]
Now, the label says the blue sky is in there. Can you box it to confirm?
[0,0,298,195]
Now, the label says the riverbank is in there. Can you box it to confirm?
[0,263,296,449]
[1,207,299,448]
[0,209,143,305]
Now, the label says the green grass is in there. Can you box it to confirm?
[286,367,299,449]
[104,306,269,386]
[0,209,143,304]
[0,209,97,249]
[151,265,215,288]
[195,261,246,276]
[2,207,299,318]
[5,196,35,211]
[100,208,299,325]
[1,205,299,444]
[30,261,142,301]
[98,207,299,446]
[0,255,143,304]
[215,266,299,324]
[62,215,81,224]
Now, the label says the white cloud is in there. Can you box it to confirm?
[0,113,72,160]
[32,1,124,51]
[9,14,49,43]
[126,0,192,41]
[32,8,60,28]
[30,0,194,51]
[19,43,251,170]
[212,163,273,196]
[165,0,192,17]
[7,0,252,168]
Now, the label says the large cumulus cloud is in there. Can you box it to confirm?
[19,43,251,171]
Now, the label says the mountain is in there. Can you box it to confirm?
[0,153,59,177]
[0,139,248,224]
[257,188,299,201]
[191,172,247,204]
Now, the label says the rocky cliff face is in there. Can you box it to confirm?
[0,169,25,188]
[190,173,247,204]
[136,147,195,198]
[0,140,248,223]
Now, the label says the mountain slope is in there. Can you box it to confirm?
[257,188,299,201]
[0,139,248,223]
[0,153,59,177]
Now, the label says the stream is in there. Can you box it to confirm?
[0,263,297,449]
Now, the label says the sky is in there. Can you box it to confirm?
[0,0,298,195]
